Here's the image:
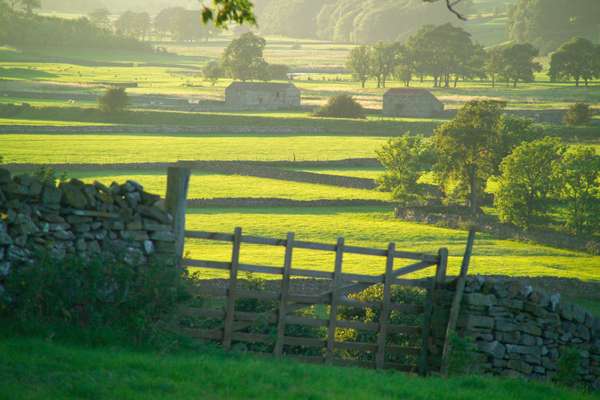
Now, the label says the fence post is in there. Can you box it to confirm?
[165,166,191,266]
[376,242,395,370]
[419,247,448,376]
[441,230,475,377]
[326,237,344,363]
[274,232,295,357]
[223,227,242,351]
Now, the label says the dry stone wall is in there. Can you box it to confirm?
[0,168,176,296]
[453,277,600,389]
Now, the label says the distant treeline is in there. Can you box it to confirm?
[0,3,151,51]
[256,0,473,43]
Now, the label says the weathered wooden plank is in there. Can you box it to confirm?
[287,294,328,304]
[223,227,242,350]
[274,232,294,357]
[334,341,378,352]
[283,336,326,348]
[285,315,327,328]
[242,235,286,246]
[391,260,435,279]
[389,303,424,313]
[165,167,191,265]
[290,268,333,279]
[238,263,283,275]
[387,324,422,335]
[337,319,379,332]
[236,289,280,301]
[376,242,395,369]
[231,332,274,344]
[441,230,475,377]
[337,298,381,309]
[390,278,431,288]
[343,245,386,257]
[387,345,421,356]
[294,240,337,252]
[235,311,277,323]
[326,237,344,363]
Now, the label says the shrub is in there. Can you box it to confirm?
[1,253,188,341]
[98,87,129,114]
[555,347,582,388]
[315,95,365,119]
[563,103,592,126]
[203,61,223,85]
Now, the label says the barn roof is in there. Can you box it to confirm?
[383,88,437,97]
[226,82,298,91]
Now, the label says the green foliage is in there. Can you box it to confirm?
[114,11,151,40]
[549,38,599,87]
[495,137,565,229]
[376,135,436,205]
[2,254,188,341]
[406,23,485,88]
[203,61,224,85]
[370,42,398,88]
[560,146,600,235]
[347,45,372,88]
[498,43,542,88]
[222,32,268,81]
[98,87,129,114]
[315,95,365,119]
[554,346,583,388]
[447,333,478,376]
[33,165,67,186]
[433,100,506,211]
[154,7,219,42]
[509,0,600,54]
[563,103,592,126]
[88,8,111,31]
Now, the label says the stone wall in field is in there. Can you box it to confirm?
[0,168,176,295]
[450,277,600,389]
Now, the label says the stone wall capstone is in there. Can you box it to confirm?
[448,276,600,389]
[0,168,176,296]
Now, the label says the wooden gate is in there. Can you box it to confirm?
[164,167,473,375]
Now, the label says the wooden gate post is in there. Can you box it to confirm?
[376,242,395,370]
[274,232,295,357]
[419,247,448,376]
[326,237,344,363]
[165,166,191,265]
[223,227,242,351]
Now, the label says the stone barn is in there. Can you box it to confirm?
[225,82,301,110]
[382,88,444,118]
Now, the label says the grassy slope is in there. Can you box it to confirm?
[1,335,597,400]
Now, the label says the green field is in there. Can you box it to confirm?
[71,170,387,201]
[184,207,600,280]
[2,334,595,400]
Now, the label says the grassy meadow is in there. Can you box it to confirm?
[2,334,597,400]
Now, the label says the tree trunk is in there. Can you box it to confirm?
[361,80,365,89]
[453,75,459,88]
[576,77,580,87]
[513,79,517,88]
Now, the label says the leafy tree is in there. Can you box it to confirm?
[485,46,503,88]
[266,64,290,81]
[98,87,129,114]
[498,43,542,88]
[315,95,365,119]
[433,100,506,212]
[406,23,482,88]
[494,137,565,229]
[376,135,436,205]
[222,32,267,81]
[559,146,600,235]
[203,61,224,86]
[549,38,598,87]
[114,11,151,40]
[347,45,371,88]
[88,8,111,31]
[563,103,593,126]
[370,42,398,88]
[393,45,415,87]
[495,115,541,168]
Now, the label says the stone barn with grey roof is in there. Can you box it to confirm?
[225,82,301,110]
[382,88,444,118]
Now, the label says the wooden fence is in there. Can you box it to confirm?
[165,167,473,375]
